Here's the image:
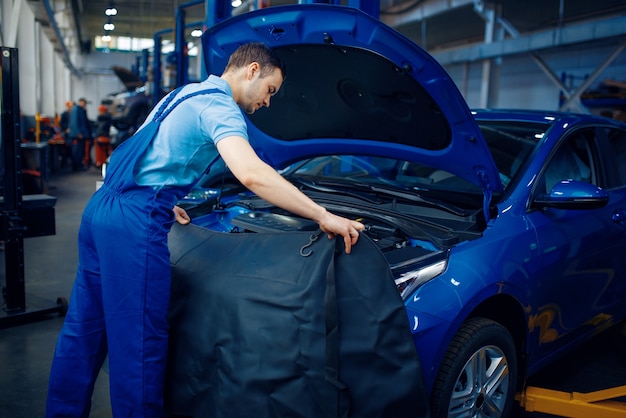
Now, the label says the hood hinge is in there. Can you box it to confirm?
[478,169,493,222]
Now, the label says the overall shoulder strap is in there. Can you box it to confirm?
[154,87,226,123]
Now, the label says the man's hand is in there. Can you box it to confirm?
[173,205,191,225]
[317,211,365,254]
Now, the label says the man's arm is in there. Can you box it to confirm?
[216,135,364,254]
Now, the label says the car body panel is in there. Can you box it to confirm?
[405,209,534,388]
[522,120,626,366]
[467,111,626,371]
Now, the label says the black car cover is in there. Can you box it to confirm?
[166,222,430,418]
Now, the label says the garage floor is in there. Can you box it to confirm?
[0,168,625,418]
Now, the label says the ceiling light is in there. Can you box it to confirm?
[105,1,118,16]
[104,20,115,31]
[231,0,242,7]
[101,34,112,42]
[191,29,203,37]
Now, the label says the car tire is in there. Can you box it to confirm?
[430,317,517,418]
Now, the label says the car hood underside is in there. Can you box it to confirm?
[201,4,502,196]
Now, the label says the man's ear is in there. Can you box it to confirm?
[246,62,260,80]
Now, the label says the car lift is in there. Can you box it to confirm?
[517,385,626,417]
[1,47,68,328]
[516,323,626,416]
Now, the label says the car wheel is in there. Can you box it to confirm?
[430,317,517,418]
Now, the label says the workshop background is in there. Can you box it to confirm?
[3,0,626,120]
[1,1,626,417]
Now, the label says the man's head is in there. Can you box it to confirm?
[222,42,286,114]
[224,42,286,80]
[78,98,87,108]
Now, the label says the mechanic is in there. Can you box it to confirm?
[46,42,364,417]
[58,101,74,170]
[68,97,92,171]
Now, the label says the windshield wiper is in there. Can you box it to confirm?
[292,177,383,204]
[293,176,469,216]
[367,185,470,216]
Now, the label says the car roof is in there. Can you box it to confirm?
[472,108,624,126]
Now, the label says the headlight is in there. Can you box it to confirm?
[394,259,447,299]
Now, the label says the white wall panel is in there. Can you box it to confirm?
[15,2,37,116]
[444,44,626,113]
[39,29,56,118]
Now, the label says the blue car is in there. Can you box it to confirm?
[167,4,626,417]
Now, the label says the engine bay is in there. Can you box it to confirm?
[184,194,443,263]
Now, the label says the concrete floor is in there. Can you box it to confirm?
[0,167,112,417]
[0,168,625,417]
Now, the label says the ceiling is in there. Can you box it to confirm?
[80,0,208,42]
[30,0,626,57]
[386,0,626,51]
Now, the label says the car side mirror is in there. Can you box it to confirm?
[533,180,609,210]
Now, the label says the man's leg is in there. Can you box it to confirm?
[46,225,107,418]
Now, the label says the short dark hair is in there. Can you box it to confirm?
[224,42,286,79]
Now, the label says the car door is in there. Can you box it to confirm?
[525,126,623,361]
[594,125,626,314]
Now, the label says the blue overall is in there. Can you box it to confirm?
[47,88,223,417]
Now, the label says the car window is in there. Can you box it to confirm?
[540,129,596,194]
[605,127,626,186]
[477,121,542,189]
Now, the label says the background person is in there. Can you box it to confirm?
[59,100,72,139]
[94,104,112,167]
[58,101,73,169]
[68,97,91,171]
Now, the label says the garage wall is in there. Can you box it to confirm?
[73,51,140,119]
[2,0,36,115]
[1,0,71,120]
[444,43,626,114]
[39,27,57,116]
[0,0,145,122]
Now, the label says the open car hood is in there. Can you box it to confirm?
[111,66,145,91]
[201,4,502,194]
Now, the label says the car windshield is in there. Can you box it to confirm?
[477,119,545,189]
[283,120,542,211]
[285,155,484,212]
